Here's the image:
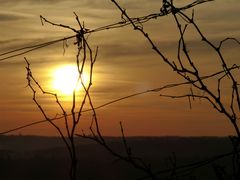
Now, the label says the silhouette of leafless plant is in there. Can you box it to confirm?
[96,0,239,179]
[23,13,98,180]
[0,0,239,179]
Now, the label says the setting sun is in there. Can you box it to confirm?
[52,65,88,96]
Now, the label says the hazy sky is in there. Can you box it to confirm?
[0,0,239,136]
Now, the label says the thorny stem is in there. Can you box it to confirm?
[109,0,240,179]
[112,0,240,137]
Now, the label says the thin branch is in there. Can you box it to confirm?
[25,58,72,158]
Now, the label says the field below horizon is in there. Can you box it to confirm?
[0,135,235,180]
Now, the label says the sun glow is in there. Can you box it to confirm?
[52,65,88,96]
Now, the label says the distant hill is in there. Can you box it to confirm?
[0,135,234,180]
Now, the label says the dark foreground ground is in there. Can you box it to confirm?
[0,135,234,180]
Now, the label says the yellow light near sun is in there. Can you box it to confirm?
[52,65,88,96]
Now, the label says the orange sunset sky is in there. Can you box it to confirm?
[0,0,239,136]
